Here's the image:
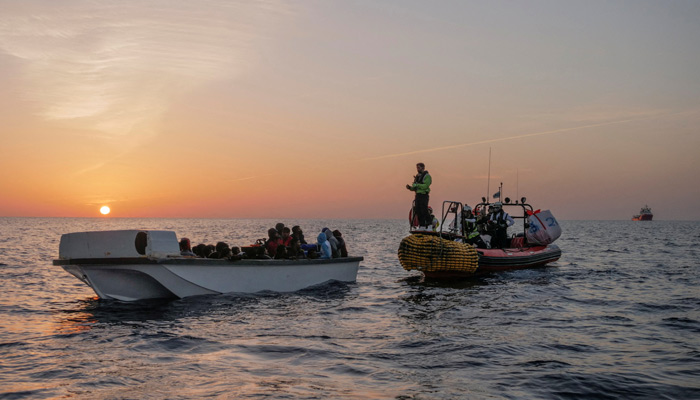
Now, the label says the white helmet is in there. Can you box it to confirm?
[493,202,503,210]
[463,205,472,213]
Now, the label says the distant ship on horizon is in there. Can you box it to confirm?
[632,205,653,221]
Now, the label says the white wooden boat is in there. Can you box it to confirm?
[53,230,362,301]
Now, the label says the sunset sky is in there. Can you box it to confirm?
[1,0,699,220]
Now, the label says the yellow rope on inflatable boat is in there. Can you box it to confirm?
[398,234,479,273]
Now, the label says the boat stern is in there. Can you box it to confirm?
[57,230,181,260]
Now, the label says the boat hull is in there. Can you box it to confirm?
[420,245,561,279]
[632,214,653,221]
[398,231,561,279]
[56,257,363,301]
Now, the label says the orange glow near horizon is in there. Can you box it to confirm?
[0,2,699,220]
[0,106,698,219]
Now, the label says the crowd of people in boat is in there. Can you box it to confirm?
[177,222,349,261]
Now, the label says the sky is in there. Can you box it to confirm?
[1,0,699,220]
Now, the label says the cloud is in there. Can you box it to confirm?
[358,109,697,162]
[0,0,291,139]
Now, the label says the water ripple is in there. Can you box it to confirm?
[0,218,699,398]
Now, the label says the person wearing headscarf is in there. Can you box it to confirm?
[317,231,332,259]
[323,227,340,258]
[333,230,348,257]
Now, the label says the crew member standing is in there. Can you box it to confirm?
[488,202,515,248]
[406,162,432,229]
[462,205,487,248]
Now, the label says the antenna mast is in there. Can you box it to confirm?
[486,147,491,202]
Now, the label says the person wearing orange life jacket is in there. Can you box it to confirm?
[265,228,283,257]
[280,227,293,247]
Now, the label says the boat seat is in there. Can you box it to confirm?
[509,237,525,248]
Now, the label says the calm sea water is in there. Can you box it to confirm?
[1,217,698,399]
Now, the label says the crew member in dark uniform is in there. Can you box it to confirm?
[488,202,515,248]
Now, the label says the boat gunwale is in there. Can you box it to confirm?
[54,256,364,267]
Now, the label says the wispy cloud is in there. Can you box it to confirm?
[358,110,697,162]
[0,0,291,138]
[227,173,275,183]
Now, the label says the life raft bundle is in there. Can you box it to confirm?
[398,234,479,274]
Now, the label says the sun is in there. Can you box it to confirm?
[100,206,111,215]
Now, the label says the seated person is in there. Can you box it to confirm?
[333,230,348,257]
[208,242,232,259]
[229,246,242,261]
[179,238,196,256]
[323,228,340,258]
[292,226,307,245]
[288,238,305,259]
[265,228,282,257]
[281,227,293,247]
[274,245,288,259]
[193,243,210,258]
[317,232,332,259]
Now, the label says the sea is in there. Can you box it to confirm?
[1,217,698,399]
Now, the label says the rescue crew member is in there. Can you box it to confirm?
[488,202,515,249]
[462,205,487,248]
[406,162,432,229]
[428,206,440,232]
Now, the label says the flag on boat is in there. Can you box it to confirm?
[492,191,500,199]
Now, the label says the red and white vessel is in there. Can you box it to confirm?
[632,205,653,221]
[401,199,562,279]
